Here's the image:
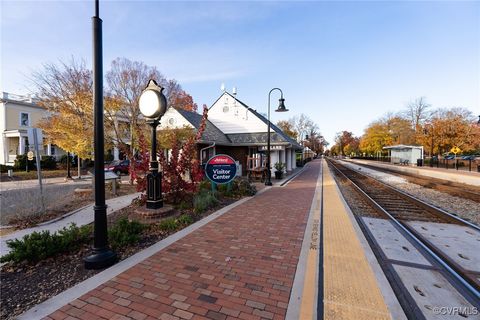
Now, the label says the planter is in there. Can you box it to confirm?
[274,171,283,179]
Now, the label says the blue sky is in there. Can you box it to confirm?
[1,1,479,145]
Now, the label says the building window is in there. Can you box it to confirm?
[20,112,29,127]
[51,145,56,155]
[223,106,229,113]
[168,118,175,125]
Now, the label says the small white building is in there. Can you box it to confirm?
[383,145,424,166]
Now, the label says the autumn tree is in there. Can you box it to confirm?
[166,79,198,112]
[332,131,359,156]
[359,121,392,155]
[276,120,298,140]
[105,58,196,154]
[32,60,97,179]
[422,108,480,155]
[105,58,165,154]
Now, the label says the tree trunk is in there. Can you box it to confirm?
[78,158,81,179]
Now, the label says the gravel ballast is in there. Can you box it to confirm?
[340,161,480,226]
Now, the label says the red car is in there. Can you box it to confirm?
[104,160,130,175]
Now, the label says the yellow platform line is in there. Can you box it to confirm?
[322,161,391,320]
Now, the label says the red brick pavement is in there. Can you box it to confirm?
[44,161,320,320]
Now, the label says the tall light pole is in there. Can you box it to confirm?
[138,79,167,209]
[84,0,117,269]
[265,88,289,186]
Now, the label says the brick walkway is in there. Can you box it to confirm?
[45,161,320,320]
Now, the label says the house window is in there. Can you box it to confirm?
[168,118,175,125]
[20,112,29,127]
[51,145,56,155]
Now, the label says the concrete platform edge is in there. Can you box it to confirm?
[285,160,322,319]
[327,164,407,320]
[17,189,271,320]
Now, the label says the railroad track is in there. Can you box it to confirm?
[326,158,480,305]
[350,161,480,203]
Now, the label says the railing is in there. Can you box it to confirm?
[424,157,480,172]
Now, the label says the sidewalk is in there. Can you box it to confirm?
[1,192,141,256]
[23,161,321,320]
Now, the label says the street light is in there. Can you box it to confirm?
[265,88,289,186]
[139,79,167,209]
[84,0,117,269]
[424,124,435,167]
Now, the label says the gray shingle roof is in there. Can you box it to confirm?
[176,108,231,145]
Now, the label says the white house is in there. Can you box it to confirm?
[158,91,302,176]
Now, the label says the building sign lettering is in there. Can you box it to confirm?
[205,154,237,184]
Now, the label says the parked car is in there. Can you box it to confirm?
[444,155,455,160]
[105,160,130,175]
[461,155,476,160]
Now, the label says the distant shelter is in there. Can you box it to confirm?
[383,145,424,166]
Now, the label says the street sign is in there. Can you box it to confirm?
[27,151,34,161]
[27,128,43,145]
[451,146,461,154]
[205,154,237,184]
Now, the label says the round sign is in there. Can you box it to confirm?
[27,151,34,161]
[205,154,237,184]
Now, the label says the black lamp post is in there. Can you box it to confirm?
[424,125,435,167]
[66,151,72,179]
[477,115,480,126]
[265,88,289,186]
[138,79,167,209]
[84,0,117,269]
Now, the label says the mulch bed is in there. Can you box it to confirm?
[6,184,138,230]
[0,197,237,320]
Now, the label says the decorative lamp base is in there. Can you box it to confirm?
[146,171,163,209]
[84,249,117,270]
[146,199,164,209]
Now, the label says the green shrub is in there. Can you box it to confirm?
[13,154,34,171]
[0,223,90,264]
[193,190,218,214]
[231,177,257,196]
[40,156,57,170]
[177,200,193,211]
[0,164,13,173]
[108,218,144,250]
[158,217,178,232]
[198,179,212,191]
[13,154,57,171]
[177,214,194,226]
